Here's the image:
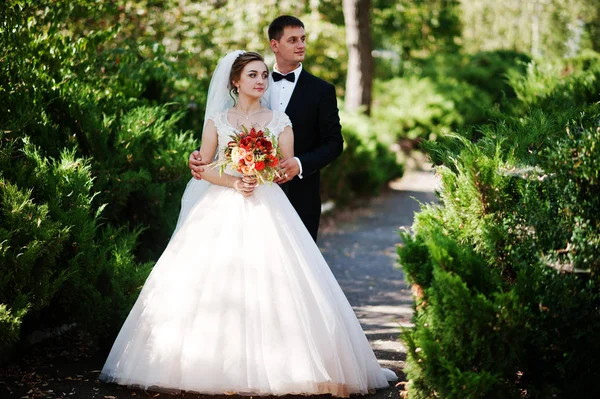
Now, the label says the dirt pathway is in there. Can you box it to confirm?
[318,169,438,397]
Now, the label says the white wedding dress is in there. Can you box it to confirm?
[99,110,396,397]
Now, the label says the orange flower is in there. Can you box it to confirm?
[255,161,265,171]
[241,164,255,175]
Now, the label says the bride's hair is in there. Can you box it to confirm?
[228,52,269,103]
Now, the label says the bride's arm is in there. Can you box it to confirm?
[278,126,294,159]
[272,126,294,183]
[197,121,254,196]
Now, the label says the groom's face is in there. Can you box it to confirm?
[270,26,306,66]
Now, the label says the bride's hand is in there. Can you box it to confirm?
[242,175,257,186]
[233,176,257,197]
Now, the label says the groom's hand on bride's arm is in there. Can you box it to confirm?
[189,150,208,180]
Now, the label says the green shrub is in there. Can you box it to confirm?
[321,111,404,204]
[372,76,491,141]
[419,51,532,103]
[399,57,600,398]
[1,2,202,259]
[565,49,600,72]
[372,50,532,142]
[0,136,153,354]
[0,0,195,353]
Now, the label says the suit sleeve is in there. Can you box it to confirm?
[297,83,344,176]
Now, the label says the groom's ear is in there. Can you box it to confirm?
[269,39,279,53]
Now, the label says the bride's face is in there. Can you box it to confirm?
[234,61,269,100]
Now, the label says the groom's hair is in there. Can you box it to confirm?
[268,15,305,41]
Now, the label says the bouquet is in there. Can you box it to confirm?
[214,126,282,184]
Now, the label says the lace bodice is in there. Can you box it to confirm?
[207,110,292,160]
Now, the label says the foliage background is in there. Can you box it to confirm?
[1,5,599,397]
[398,56,600,399]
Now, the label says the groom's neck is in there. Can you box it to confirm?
[274,61,300,75]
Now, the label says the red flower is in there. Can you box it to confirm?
[255,161,266,171]
[267,155,279,167]
[257,138,271,150]
[240,136,253,150]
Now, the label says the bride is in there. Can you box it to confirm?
[99,50,396,397]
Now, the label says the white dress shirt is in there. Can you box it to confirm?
[270,63,302,112]
[270,63,303,178]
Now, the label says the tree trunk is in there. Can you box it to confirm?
[343,0,373,115]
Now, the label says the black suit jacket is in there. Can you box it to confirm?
[281,69,343,237]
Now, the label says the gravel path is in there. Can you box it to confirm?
[318,169,438,397]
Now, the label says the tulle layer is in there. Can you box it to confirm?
[100,182,393,396]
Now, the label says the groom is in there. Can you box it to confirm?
[189,15,343,241]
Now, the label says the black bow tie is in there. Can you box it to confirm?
[272,72,295,83]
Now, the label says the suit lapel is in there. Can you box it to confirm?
[285,69,309,119]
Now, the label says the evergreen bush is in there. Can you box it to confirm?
[0,136,153,353]
[0,0,195,353]
[398,57,600,398]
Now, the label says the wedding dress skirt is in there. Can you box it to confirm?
[100,180,395,396]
